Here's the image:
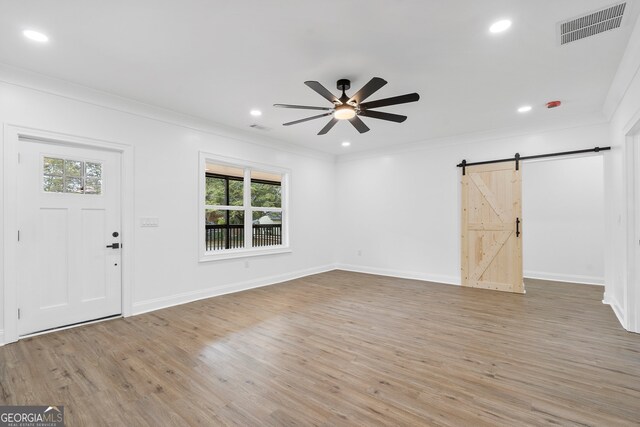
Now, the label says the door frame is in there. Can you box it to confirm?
[625,127,640,333]
[2,125,135,344]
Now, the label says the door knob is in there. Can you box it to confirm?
[106,243,120,249]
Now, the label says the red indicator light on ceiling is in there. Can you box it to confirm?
[546,100,562,109]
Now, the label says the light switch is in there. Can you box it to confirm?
[140,217,159,227]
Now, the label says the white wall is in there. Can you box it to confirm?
[336,122,610,286]
[2,12,639,342]
[0,69,337,341]
[602,12,640,332]
[522,156,604,285]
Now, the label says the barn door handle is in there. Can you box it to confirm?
[516,218,521,237]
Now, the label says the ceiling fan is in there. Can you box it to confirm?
[274,77,420,135]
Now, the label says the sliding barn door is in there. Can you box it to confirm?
[461,162,524,293]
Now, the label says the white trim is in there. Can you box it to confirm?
[523,271,604,286]
[132,264,335,315]
[625,131,640,333]
[199,247,292,262]
[199,151,291,262]
[0,330,4,346]
[335,264,460,286]
[603,293,627,330]
[2,125,135,344]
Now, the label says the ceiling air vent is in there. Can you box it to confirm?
[558,2,627,45]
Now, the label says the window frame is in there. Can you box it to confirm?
[199,152,290,262]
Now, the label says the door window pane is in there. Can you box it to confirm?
[43,157,64,176]
[85,162,102,178]
[43,156,102,195]
[84,178,102,194]
[65,160,83,177]
[43,175,64,192]
[65,177,83,194]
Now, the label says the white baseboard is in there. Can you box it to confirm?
[335,264,460,286]
[524,270,604,286]
[132,264,337,315]
[603,293,626,330]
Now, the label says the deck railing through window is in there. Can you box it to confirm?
[206,224,282,250]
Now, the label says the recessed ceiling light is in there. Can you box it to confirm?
[489,19,512,33]
[341,141,351,147]
[23,30,49,43]
[250,109,262,117]
[518,105,532,113]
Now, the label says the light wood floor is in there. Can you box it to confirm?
[1,271,639,426]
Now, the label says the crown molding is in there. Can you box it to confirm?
[604,11,640,121]
[0,62,335,163]
[337,113,608,163]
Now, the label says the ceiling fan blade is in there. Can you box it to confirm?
[318,118,339,135]
[348,77,387,104]
[349,116,370,133]
[359,93,420,110]
[304,81,341,104]
[359,110,407,123]
[274,104,333,111]
[283,112,332,126]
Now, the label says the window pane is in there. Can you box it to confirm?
[228,179,244,206]
[86,162,102,178]
[43,175,64,192]
[43,157,64,176]
[252,211,282,247]
[65,177,83,193]
[205,177,226,205]
[251,181,281,208]
[85,178,102,194]
[65,160,84,177]
[205,209,245,251]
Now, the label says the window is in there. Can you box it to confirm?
[200,153,289,260]
[43,156,102,194]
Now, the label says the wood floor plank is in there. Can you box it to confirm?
[1,271,640,426]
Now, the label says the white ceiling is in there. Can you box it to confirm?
[0,1,637,154]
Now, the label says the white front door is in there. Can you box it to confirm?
[17,139,122,335]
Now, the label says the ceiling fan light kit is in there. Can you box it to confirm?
[274,77,420,135]
[334,105,356,120]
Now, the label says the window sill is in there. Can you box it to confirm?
[199,246,292,262]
